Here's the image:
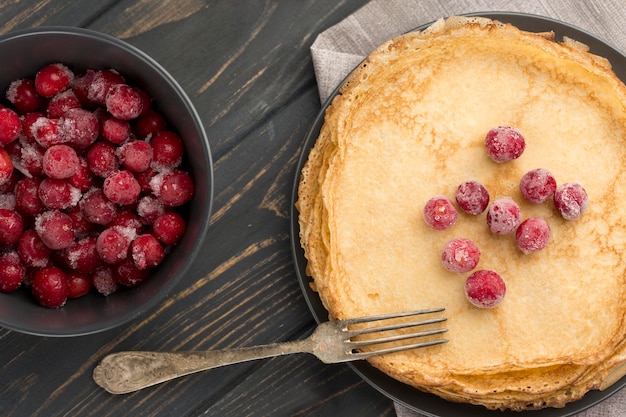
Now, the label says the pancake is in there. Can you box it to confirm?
[296,16,626,410]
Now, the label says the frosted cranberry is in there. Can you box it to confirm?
[42,144,80,179]
[96,226,136,264]
[455,180,489,215]
[87,69,125,106]
[15,178,44,216]
[516,217,551,254]
[131,234,165,269]
[35,210,75,250]
[66,270,91,298]
[465,270,506,308]
[92,265,119,296]
[484,126,525,163]
[115,257,150,287]
[0,252,25,293]
[6,79,42,113]
[423,195,457,230]
[62,108,99,148]
[0,169,19,194]
[38,178,80,210]
[105,84,143,120]
[72,69,96,107]
[103,170,141,205]
[32,265,68,308]
[87,141,119,177]
[67,158,94,192]
[441,238,481,273]
[20,112,44,143]
[150,131,183,170]
[135,167,157,193]
[0,147,14,185]
[136,195,165,224]
[0,208,24,245]
[46,90,81,118]
[62,236,102,273]
[0,107,21,145]
[118,140,152,172]
[17,229,52,268]
[31,116,64,147]
[486,197,521,235]
[66,204,96,237]
[0,193,16,210]
[151,170,195,207]
[153,211,186,245]
[20,142,45,177]
[520,168,557,204]
[134,110,166,139]
[80,189,117,225]
[111,209,144,233]
[554,182,589,220]
[35,63,74,98]
[101,116,131,144]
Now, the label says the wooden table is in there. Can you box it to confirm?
[0,1,403,416]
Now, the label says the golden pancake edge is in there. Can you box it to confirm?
[296,16,626,411]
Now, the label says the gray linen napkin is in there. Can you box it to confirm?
[310,1,626,416]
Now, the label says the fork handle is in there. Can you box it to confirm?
[93,339,310,394]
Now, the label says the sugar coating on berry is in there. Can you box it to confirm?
[20,142,45,177]
[62,108,99,148]
[136,195,165,224]
[35,210,75,250]
[465,270,506,308]
[87,69,125,106]
[484,126,526,163]
[0,193,16,210]
[105,84,143,120]
[92,266,119,296]
[441,238,480,273]
[486,197,521,234]
[516,217,551,254]
[455,180,489,215]
[423,195,457,230]
[554,182,589,220]
[31,266,68,308]
[103,170,141,205]
[520,168,557,204]
[42,144,80,179]
[31,116,65,148]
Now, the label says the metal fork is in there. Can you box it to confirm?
[93,308,447,394]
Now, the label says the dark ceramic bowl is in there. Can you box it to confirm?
[0,27,213,336]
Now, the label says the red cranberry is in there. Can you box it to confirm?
[66,204,96,237]
[0,208,24,245]
[15,178,44,216]
[6,79,42,113]
[66,270,91,298]
[34,63,74,98]
[62,236,102,273]
[486,197,521,235]
[150,131,183,170]
[0,251,25,293]
[153,211,186,245]
[134,110,166,139]
[92,265,119,296]
[46,89,81,118]
[35,210,75,250]
[131,234,165,269]
[38,178,81,210]
[87,69,125,106]
[17,229,52,268]
[96,226,136,264]
[32,265,68,308]
[441,238,481,273]
[20,111,44,143]
[0,147,14,186]
[465,270,506,308]
[31,116,64,148]
[20,142,46,177]
[42,144,80,179]
[87,141,119,177]
[79,189,117,225]
[111,209,144,234]
[118,140,152,172]
[150,170,194,207]
[554,182,588,220]
[455,180,489,215]
[0,107,21,145]
[484,126,525,163]
[101,116,131,144]
[106,84,143,120]
[115,257,150,287]
[516,217,551,254]
[62,108,99,148]
[423,195,457,230]
[520,168,557,204]
[136,195,164,224]
[67,157,95,192]
[103,170,141,205]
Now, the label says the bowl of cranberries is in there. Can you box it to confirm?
[0,27,213,336]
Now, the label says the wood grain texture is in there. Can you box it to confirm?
[0,0,400,417]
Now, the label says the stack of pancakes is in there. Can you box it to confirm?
[296,16,626,411]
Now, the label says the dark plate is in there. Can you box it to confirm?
[290,12,626,417]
